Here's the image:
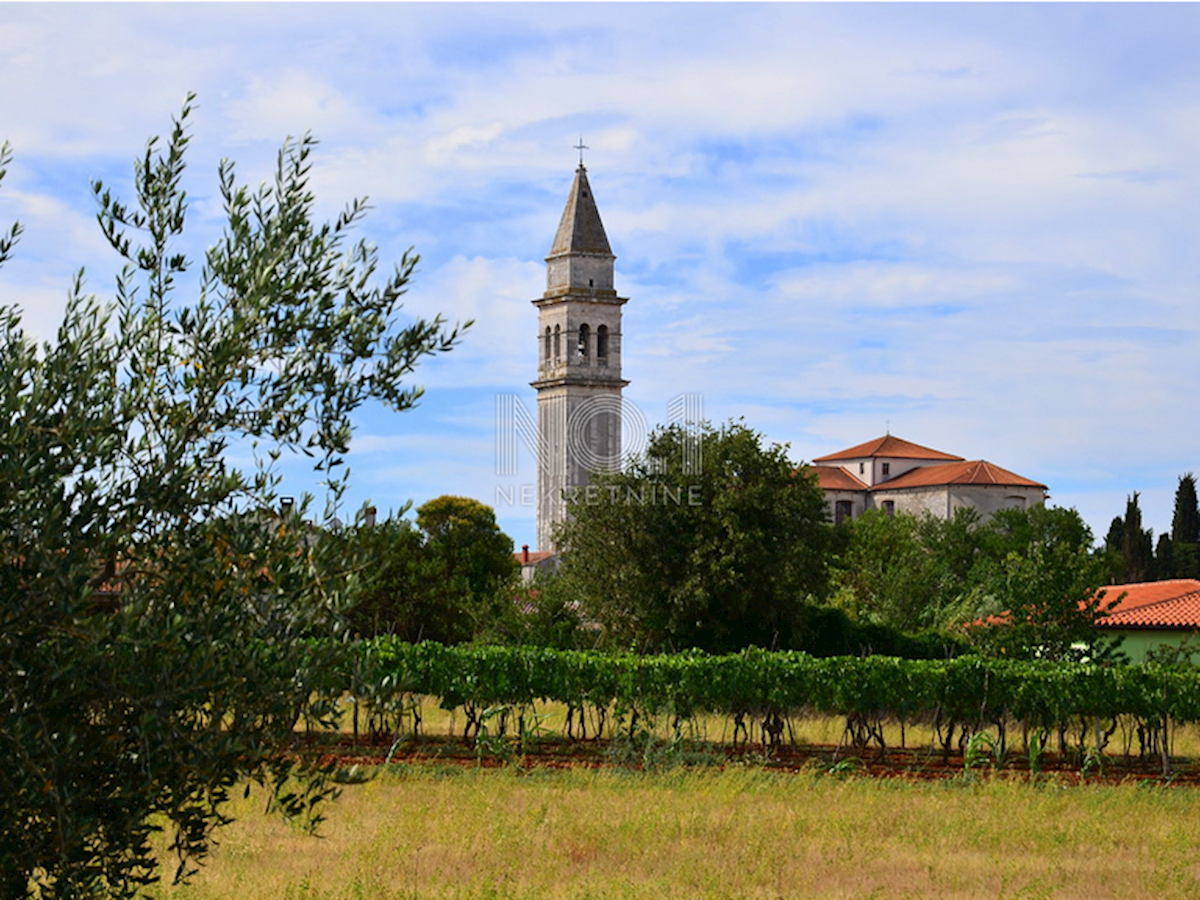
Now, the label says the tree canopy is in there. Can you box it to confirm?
[829,503,1116,659]
[830,507,986,631]
[335,496,517,643]
[554,421,833,653]
[0,99,462,896]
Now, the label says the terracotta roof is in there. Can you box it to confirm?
[878,459,1047,490]
[1102,580,1200,614]
[514,550,558,566]
[974,580,1200,632]
[810,466,869,492]
[1095,580,1200,630]
[813,435,963,463]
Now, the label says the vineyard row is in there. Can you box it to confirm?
[323,641,1200,736]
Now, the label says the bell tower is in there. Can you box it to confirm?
[532,163,628,551]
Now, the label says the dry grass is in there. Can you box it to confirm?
[148,765,1200,900]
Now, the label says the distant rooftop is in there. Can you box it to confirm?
[814,435,964,463]
[1096,579,1200,630]
[879,459,1047,490]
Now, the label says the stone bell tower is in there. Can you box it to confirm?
[532,163,628,551]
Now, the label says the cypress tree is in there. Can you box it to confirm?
[1156,533,1175,581]
[1171,474,1200,543]
[1121,493,1153,582]
[1105,516,1125,555]
[1171,473,1200,577]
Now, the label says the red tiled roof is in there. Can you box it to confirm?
[974,580,1200,632]
[514,550,557,566]
[1095,579,1200,630]
[813,435,963,463]
[878,459,1047,490]
[1102,580,1200,614]
[810,466,869,492]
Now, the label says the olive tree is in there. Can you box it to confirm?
[0,98,462,897]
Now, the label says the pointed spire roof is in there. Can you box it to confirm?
[549,165,612,258]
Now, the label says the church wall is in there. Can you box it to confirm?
[864,484,1046,524]
[824,490,868,524]
[875,486,950,519]
[948,485,1045,519]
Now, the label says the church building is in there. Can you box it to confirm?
[531,163,627,551]
[810,434,1048,525]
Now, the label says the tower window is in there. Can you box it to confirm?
[578,323,590,360]
[597,324,609,359]
[553,324,561,361]
[544,326,551,364]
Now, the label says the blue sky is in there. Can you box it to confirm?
[2,3,1199,552]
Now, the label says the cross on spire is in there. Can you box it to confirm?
[574,135,589,167]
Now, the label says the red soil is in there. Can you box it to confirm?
[298,732,1200,786]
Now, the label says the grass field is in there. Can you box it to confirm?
[148,765,1200,900]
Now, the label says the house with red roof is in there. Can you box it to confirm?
[1094,579,1200,662]
[514,544,559,583]
[808,434,1048,525]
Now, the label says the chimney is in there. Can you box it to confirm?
[522,544,530,564]
[280,497,295,516]
[365,506,377,528]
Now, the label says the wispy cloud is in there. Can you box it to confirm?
[2,3,1198,549]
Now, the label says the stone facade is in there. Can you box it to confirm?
[532,165,628,551]
[811,435,1047,525]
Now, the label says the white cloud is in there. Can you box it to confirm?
[3,2,1199,551]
